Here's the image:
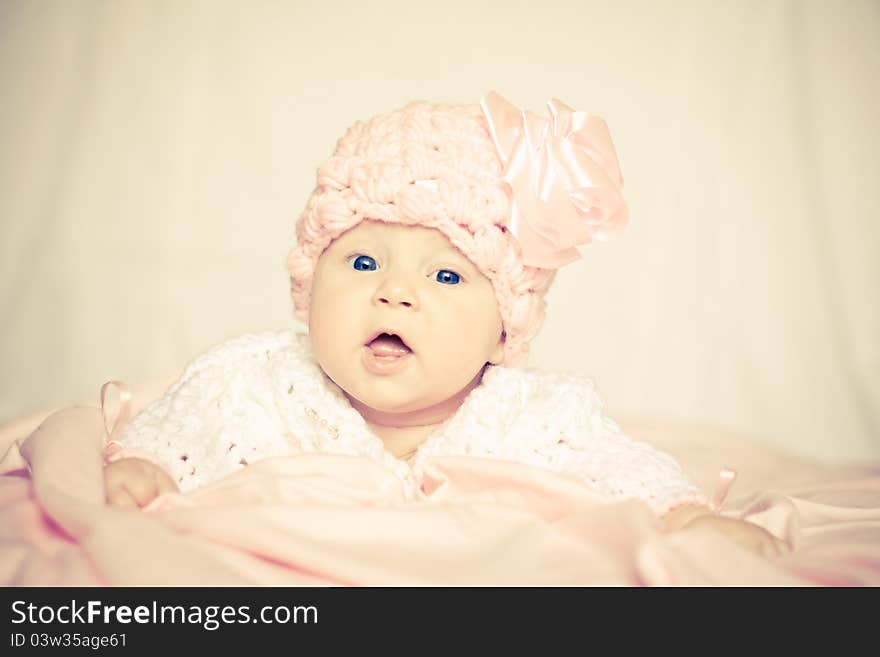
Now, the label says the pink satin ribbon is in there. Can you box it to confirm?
[480,91,629,269]
[710,467,738,512]
[99,380,132,462]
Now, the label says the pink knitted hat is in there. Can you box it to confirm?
[286,91,628,368]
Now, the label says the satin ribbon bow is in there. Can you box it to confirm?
[100,380,132,462]
[480,91,629,269]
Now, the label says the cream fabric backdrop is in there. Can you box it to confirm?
[1,0,877,463]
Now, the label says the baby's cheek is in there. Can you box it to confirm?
[310,301,351,350]
[425,331,488,380]
[448,313,502,361]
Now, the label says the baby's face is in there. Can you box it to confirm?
[309,219,505,416]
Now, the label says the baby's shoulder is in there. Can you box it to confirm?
[127,328,318,431]
[481,365,606,425]
[178,328,310,379]
[485,365,602,405]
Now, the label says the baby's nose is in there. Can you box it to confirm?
[373,279,418,309]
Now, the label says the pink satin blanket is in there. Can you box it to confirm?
[2,408,879,586]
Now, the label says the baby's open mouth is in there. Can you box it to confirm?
[365,332,412,357]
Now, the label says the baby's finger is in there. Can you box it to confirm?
[106,484,138,509]
[759,532,789,558]
[154,468,179,496]
[760,539,779,559]
[121,475,161,508]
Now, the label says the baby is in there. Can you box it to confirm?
[104,91,784,556]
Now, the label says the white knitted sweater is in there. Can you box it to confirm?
[121,329,706,515]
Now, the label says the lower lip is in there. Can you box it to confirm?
[362,346,413,375]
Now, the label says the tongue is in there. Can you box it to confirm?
[368,334,411,357]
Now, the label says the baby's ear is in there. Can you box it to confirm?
[488,330,506,365]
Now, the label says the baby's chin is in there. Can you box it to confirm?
[343,385,434,415]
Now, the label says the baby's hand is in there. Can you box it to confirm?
[664,504,788,558]
[681,514,789,558]
[104,457,178,508]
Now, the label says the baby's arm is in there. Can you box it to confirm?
[551,375,787,556]
[4,376,182,508]
[574,422,787,556]
[112,331,298,497]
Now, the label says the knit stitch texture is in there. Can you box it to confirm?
[120,330,706,515]
[286,101,556,368]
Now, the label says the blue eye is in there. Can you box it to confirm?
[435,269,461,285]
[351,255,377,271]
